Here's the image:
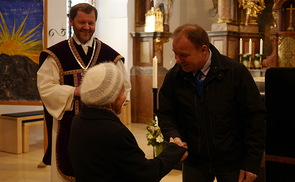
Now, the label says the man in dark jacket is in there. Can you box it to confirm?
[157,24,266,182]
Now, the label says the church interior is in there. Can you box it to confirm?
[0,0,295,181]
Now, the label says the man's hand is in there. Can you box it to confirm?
[169,137,188,161]
[172,137,188,149]
[239,169,257,182]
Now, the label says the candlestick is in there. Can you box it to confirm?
[152,56,158,88]
[249,38,252,55]
[259,39,263,55]
[153,88,158,119]
[239,38,243,54]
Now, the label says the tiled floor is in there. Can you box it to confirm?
[0,123,182,182]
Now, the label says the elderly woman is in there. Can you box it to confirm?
[68,62,187,182]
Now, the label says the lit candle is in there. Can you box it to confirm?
[239,38,243,54]
[259,39,263,55]
[249,38,252,55]
[152,56,158,88]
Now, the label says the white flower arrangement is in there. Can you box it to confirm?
[146,116,167,146]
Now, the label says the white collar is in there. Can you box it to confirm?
[73,34,94,48]
[193,49,211,77]
[201,49,212,76]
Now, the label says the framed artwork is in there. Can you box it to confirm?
[0,0,44,105]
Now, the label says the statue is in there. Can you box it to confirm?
[238,0,266,25]
[145,7,164,32]
[153,0,174,32]
[209,0,218,17]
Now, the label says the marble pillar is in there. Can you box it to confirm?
[218,0,234,23]
[130,32,171,123]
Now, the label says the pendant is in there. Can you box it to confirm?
[81,70,85,78]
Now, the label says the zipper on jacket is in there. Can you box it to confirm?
[202,93,213,173]
[186,75,211,166]
[194,92,202,154]
[197,85,213,173]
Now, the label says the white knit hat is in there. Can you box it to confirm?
[80,62,124,106]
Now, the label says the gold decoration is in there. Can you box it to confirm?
[270,11,278,29]
[278,37,295,67]
[287,4,295,31]
[217,18,233,23]
[239,0,266,26]
[145,7,164,32]
[153,0,173,32]
[154,37,169,52]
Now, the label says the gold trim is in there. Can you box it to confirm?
[217,18,233,23]
[68,38,102,70]
[68,38,86,68]
[114,55,124,64]
[63,69,83,76]
[42,50,64,85]
[90,39,101,67]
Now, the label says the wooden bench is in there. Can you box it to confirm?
[0,110,44,154]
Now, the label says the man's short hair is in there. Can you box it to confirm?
[69,3,98,21]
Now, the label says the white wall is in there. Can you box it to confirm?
[95,0,134,100]
[47,0,67,47]
[179,0,218,31]
[95,0,132,73]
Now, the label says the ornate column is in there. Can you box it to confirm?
[217,0,234,23]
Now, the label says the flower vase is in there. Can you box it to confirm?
[153,145,163,158]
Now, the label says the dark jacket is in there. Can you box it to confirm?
[157,44,265,175]
[68,106,186,182]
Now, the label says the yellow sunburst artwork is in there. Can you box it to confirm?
[0,12,43,64]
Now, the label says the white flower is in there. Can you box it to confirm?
[156,135,164,143]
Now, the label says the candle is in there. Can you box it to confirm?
[259,39,263,55]
[239,38,243,54]
[249,38,252,55]
[152,56,158,88]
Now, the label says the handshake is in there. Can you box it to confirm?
[169,137,188,161]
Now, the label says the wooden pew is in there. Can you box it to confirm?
[0,110,44,154]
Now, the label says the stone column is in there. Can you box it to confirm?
[218,0,233,23]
